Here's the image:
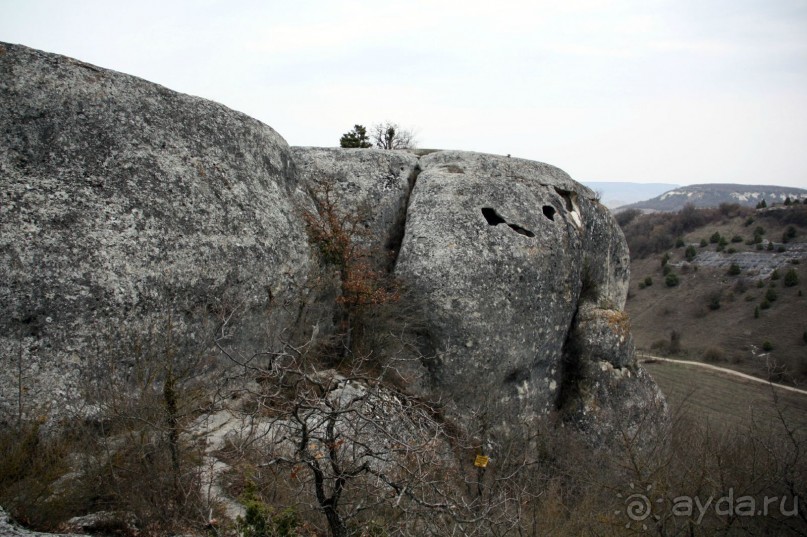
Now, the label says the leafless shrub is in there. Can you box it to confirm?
[703,346,726,362]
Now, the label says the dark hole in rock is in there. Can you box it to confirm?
[555,188,575,211]
[508,223,535,237]
[482,207,506,226]
[542,205,556,221]
[482,207,536,238]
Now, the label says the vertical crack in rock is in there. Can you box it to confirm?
[387,160,422,270]
[556,307,583,412]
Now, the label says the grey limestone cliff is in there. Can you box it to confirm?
[0,42,664,447]
[393,151,663,442]
[0,42,314,418]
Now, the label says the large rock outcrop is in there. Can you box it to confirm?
[394,151,665,443]
[0,42,314,419]
[0,42,664,448]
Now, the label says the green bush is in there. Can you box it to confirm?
[762,340,773,352]
[644,276,653,287]
[784,268,799,287]
[766,288,778,302]
[710,232,721,244]
[238,484,300,537]
[731,235,743,243]
[784,225,797,240]
[685,245,697,261]
[700,238,708,247]
[675,237,685,248]
[661,252,670,267]
[662,264,672,276]
[727,263,741,276]
[754,306,760,318]
[760,299,771,310]
[665,272,680,287]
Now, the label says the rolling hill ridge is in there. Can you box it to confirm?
[620,183,807,212]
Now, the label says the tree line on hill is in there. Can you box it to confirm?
[617,202,807,259]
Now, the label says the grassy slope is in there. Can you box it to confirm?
[625,209,807,386]
[644,359,807,439]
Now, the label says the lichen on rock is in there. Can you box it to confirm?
[0,42,664,455]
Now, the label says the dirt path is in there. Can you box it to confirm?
[638,354,807,396]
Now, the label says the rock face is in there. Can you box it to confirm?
[393,151,663,441]
[394,152,586,420]
[0,42,664,447]
[0,507,86,537]
[291,147,419,263]
[0,42,313,420]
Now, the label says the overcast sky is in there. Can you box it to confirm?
[2,0,806,187]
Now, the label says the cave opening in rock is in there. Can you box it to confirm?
[481,207,506,226]
[481,207,536,237]
[542,205,556,221]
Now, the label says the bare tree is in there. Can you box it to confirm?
[372,122,417,150]
[205,178,539,536]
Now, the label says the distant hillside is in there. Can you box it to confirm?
[620,183,807,212]
[621,203,807,386]
[581,181,679,209]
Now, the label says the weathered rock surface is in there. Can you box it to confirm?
[394,151,664,441]
[0,42,664,449]
[291,147,419,263]
[0,508,86,537]
[394,152,585,421]
[0,42,314,420]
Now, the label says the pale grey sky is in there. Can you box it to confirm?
[2,0,806,187]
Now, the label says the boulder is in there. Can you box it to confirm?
[0,42,313,421]
[0,41,664,447]
[394,151,664,443]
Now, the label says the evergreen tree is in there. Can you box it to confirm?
[339,125,372,148]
